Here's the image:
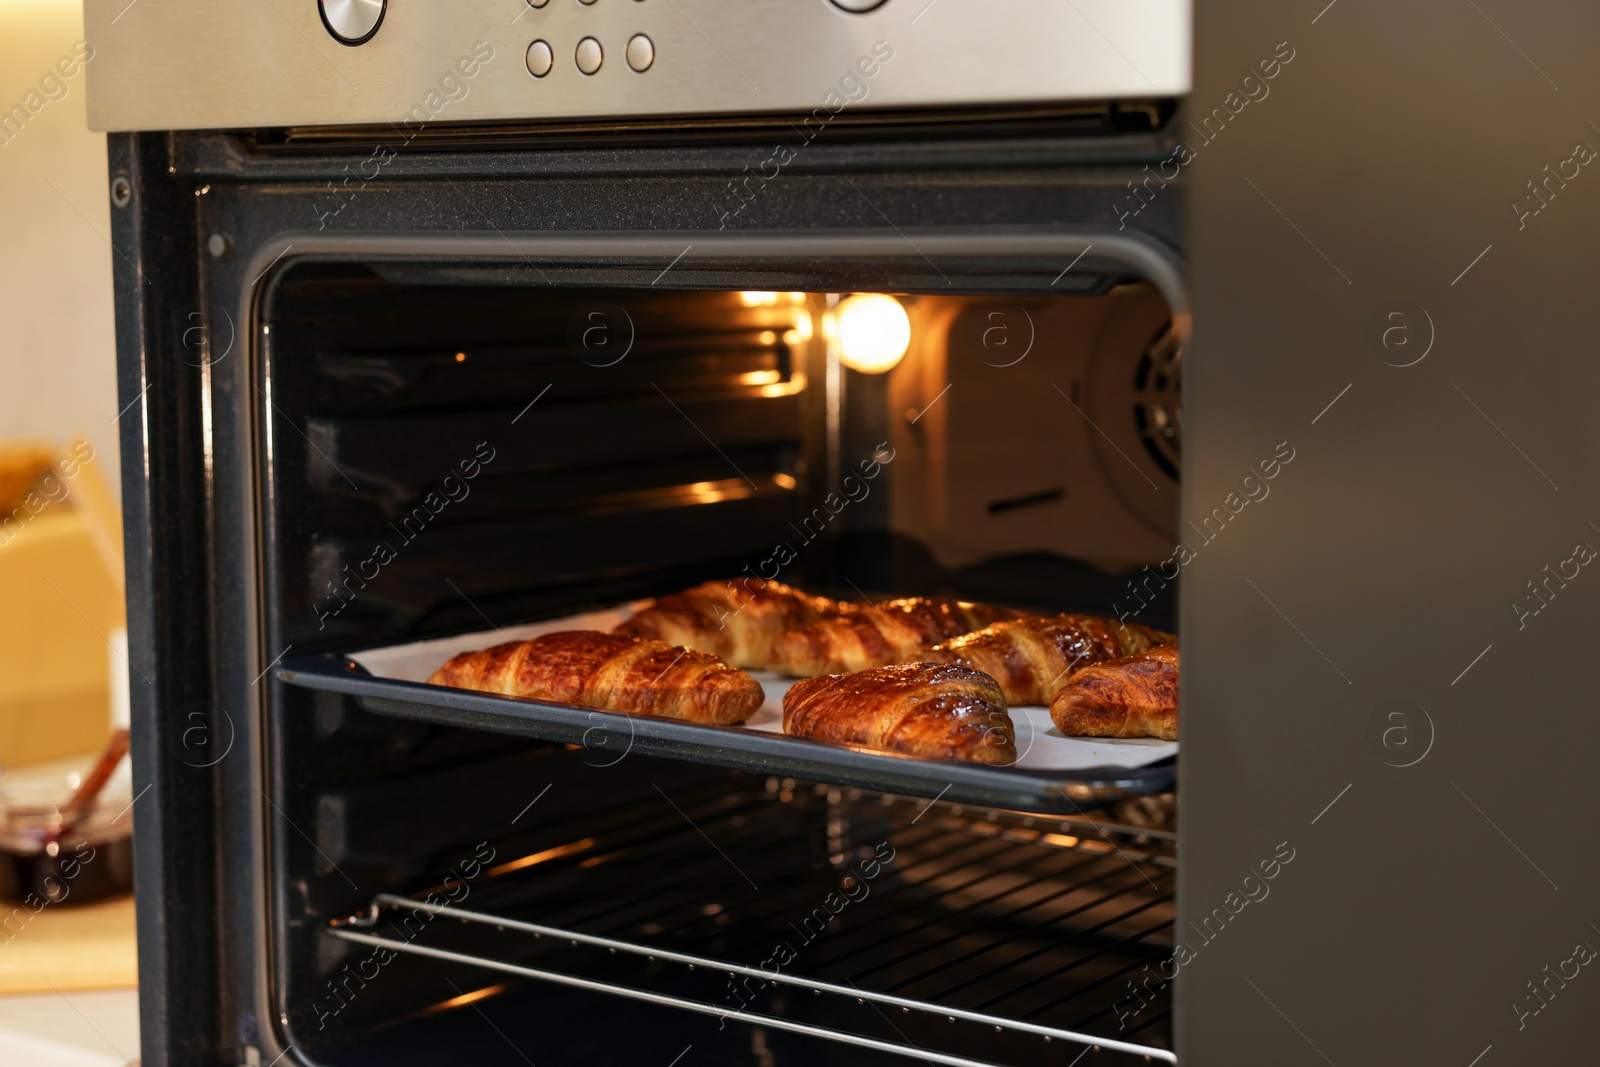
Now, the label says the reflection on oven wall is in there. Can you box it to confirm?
[271,281,826,646]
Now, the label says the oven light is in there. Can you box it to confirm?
[836,294,911,374]
[740,291,809,306]
[793,310,814,342]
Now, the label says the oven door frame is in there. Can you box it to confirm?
[110,126,1189,1067]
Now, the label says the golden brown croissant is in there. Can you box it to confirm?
[928,615,1175,706]
[766,598,1022,677]
[427,630,763,724]
[782,662,1017,765]
[615,578,845,669]
[1050,643,1179,740]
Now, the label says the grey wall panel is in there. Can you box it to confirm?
[1184,1,1600,1064]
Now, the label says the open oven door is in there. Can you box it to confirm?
[1181,2,1600,1063]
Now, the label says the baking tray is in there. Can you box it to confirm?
[275,605,1176,814]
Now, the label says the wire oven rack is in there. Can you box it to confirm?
[327,781,1177,1065]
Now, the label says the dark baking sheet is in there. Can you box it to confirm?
[275,639,1175,815]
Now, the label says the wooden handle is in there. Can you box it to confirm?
[55,728,131,841]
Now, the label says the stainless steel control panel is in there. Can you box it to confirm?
[84,0,1189,132]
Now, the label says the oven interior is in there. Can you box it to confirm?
[259,260,1182,1065]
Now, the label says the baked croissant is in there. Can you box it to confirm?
[1050,643,1179,740]
[615,578,845,669]
[767,598,1022,677]
[928,615,1175,706]
[428,631,764,724]
[782,662,1017,765]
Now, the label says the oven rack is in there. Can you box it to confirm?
[277,651,1176,816]
[329,901,1174,1067]
[325,783,1176,1064]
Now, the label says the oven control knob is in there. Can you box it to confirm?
[320,0,386,46]
[828,0,889,11]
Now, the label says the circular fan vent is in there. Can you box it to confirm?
[1132,322,1181,482]
[1082,288,1181,542]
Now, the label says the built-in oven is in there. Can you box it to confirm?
[87,1,1600,1064]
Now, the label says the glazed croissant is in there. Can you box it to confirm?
[615,578,845,669]
[1050,643,1179,740]
[767,597,1022,677]
[928,615,1175,706]
[782,662,1017,765]
[428,630,764,724]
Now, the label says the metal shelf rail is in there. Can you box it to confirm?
[326,785,1177,1065]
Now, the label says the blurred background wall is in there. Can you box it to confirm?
[0,6,140,1021]
[0,0,118,468]
[0,0,124,769]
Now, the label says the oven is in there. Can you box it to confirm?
[87,1,1599,1065]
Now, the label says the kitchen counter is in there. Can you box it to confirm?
[0,988,139,1066]
[0,894,138,994]
[0,892,139,1064]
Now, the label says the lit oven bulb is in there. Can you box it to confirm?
[835,294,910,374]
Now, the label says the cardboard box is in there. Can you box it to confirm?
[0,443,122,768]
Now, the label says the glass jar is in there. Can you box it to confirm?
[0,754,135,905]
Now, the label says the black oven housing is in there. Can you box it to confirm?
[110,113,1190,1067]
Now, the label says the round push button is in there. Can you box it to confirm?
[829,0,889,10]
[526,40,554,77]
[626,34,655,72]
[320,0,386,45]
[525,0,549,7]
[575,37,604,75]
